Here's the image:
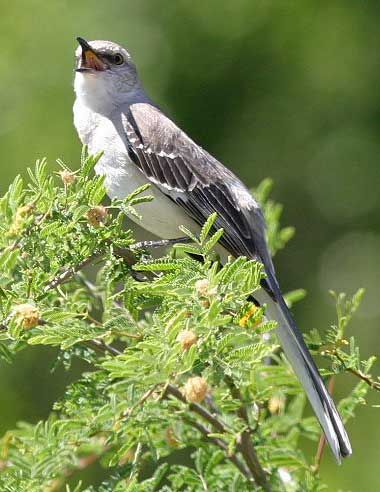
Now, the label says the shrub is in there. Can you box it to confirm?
[0,150,377,491]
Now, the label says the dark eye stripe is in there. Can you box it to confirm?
[101,53,114,62]
[101,53,124,64]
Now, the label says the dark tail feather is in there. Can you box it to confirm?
[255,281,352,463]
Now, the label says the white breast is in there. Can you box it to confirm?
[73,101,197,239]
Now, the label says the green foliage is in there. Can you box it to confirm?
[0,153,377,491]
[254,179,295,256]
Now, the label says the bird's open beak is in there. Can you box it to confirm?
[76,37,107,72]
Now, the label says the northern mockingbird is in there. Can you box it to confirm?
[73,37,352,462]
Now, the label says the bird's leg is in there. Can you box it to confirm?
[130,236,192,250]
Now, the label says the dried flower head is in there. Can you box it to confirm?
[177,330,197,351]
[87,206,108,227]
[59,170,76,185]
[183,376,209,403]
[195,278,217,297]
[14,303,40,329]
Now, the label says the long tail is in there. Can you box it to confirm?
[255,279,352,463]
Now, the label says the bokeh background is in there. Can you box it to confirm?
[1,1,379,489]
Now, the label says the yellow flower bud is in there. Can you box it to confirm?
[239,305,262,328]
[183,376,209,403]
[177,330,197,351]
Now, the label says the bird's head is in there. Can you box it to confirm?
[74,37,140,113]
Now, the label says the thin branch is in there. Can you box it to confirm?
[345,367,380,391]
[124,384,161,419]
[37,243,139,301]
[237,431,269,491]
[39,250,105,298]
[333,352,380,391]
[164,384,229,434]
[59,338,266,487]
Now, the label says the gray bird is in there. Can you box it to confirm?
[73,37,352,462]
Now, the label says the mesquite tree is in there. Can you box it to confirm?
[0,150,378,491]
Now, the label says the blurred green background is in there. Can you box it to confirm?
[1,1,379,489]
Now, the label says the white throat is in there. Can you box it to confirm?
[74,72,117,115]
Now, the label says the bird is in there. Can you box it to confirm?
[73,37,352,462]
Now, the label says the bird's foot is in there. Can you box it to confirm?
[130,237,192,250]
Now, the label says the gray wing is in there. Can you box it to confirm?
[122,103,275,282]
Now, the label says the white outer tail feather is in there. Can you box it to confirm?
[255,287,352,463]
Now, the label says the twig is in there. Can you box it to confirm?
[164,384,229,434]
[125,384,161,418]
[39,250,105,298]
[238,431,269,491]
[333,352,380,391]
[38,243,140,301]
[345,367,380,390]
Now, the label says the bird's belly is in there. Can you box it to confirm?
[95,153,197,240]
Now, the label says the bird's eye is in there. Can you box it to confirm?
[113,53,124,65]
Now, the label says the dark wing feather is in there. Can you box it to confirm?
[123,103,275,281]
